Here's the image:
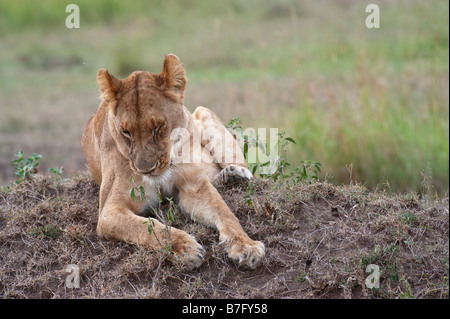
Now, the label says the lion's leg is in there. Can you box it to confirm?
[97,186,205,270]
[192,106,252,184]
[176,172,265,269]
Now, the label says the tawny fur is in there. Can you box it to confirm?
[81,54,265,270]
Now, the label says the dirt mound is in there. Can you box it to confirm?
[0,174,448,298]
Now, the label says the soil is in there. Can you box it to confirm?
[0,174,448,299]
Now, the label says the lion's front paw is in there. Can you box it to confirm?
[220,234,265,269]
[218,165,253,185]
[170,230,205,270]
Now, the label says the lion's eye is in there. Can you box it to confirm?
[153,128,158,142]
[122,130,131,139]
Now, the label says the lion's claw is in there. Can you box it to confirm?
[171,232,205,270]
[220,235,265,269]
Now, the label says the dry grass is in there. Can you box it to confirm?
[0,173,448,299]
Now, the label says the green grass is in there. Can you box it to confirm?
[0,0,448,195]
[286,66,449,194]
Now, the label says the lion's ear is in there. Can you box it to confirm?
[159,54,186,102]
[97,69,122,103]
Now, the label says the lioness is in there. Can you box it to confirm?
[81,54,265,269]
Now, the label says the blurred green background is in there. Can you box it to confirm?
[0,0,448,196]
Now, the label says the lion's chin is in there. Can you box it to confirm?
[142,168,173,186]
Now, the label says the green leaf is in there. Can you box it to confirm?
[130,187,137,201]
[146,218,155,235]
[168,209,174,222]
[285,137,296,144]
[243,140,249,159]
[139,185,146,201]
[259,160,271,167]
[156,187,163,203]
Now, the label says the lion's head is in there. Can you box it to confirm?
[97,54,187,176]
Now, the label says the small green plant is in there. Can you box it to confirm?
[28,224,61,239]
[243,180,256,207]
[401,211,418,225]
[49,166,64,177]
[130,183,146,202]
[226,117,322,184]
[48,166,68,183]
[295,272,307,285]
[224,116,243,137]
[291,160,322,184]
[259,130,297,182]
[399,277,416,299]
[360,245,379,269]
[130,180,176,255]
[11,150,42,184]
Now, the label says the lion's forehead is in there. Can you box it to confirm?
[121,70,160,91]
[119,90,164,111]
[118,72,165,109]
[115,71,186,137]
